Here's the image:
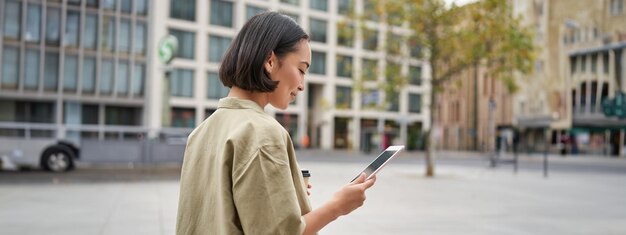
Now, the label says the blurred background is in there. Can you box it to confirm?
[0,0,625,234]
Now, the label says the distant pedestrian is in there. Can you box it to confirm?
[176,12,376,235]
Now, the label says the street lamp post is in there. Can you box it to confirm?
[158,35,178,130]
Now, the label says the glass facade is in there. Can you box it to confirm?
[1,46,19,89]
[311,51,326,75]
[171,69,194,97]
[207,72,229,99]
[336,86,352,109]
[409,66,422,86]
[310,0,328,11]
[63,55,79,91]
[170,29,196,59]
[211,0,234,27]
[336,55,353,78]
[171,0,196,21]
[3,1,20,40]
[310,18,328,43]
[65,11,80,47]
[208,35,232,63]
[246,5,266,20]
[409,94,421,113]
[46,7,61,45]
[25,4,41,43]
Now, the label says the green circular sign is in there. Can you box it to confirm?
[158,35,178,64]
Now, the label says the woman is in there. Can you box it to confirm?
[176,12,376,235]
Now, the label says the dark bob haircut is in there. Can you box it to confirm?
[219,12,309,92]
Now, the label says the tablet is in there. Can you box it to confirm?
[351,145,405,182]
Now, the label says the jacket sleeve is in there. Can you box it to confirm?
[232,144,306,235]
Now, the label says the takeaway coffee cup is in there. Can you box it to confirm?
[301,169,311,185]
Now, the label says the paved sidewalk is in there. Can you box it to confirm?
[1,150,625,234]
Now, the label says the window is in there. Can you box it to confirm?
[86,0,98,7]
[207,72,229,99]
[337,23,354,47]
[117,62,130,96]
[610,0,624,15]
[210,0,234,27]
[336,86,352,109]
[3,1,20,39]
[361,89,378,108]
[208,35,231,63]
[387,94,399,112]
[105,106,142,126]
[81,104,99,125]
[46,7,61,45]
[134,22,147,54]
[135,0,148,15]
[409,66,421,85]
[388,33,403,55]
[1,46,19,89]
[63,55,79,92]
[280,0,300,5]
[310,0,328,11]
[170,29,195,59]
[338,0,353,15]
[65,11,80,47]
[581,56,587,72]
[409,37,422,58]
[121,0,132,13]
[132,64,145,96]
[84,14,98,49]
[409,94,421,113]
[102,0,116,10]
[570,57,577,75]
[363,0,379,21]
[100,60,114,94]
[3,101,55,123]
[24,50,40,90]
[171,0,195,21]
[25,4,41,43]
[591,54,597,73]
[363,28,378,51]
[246,5,266,20]
[362,59,378,81]
[119,20,131,52]
[171,108,195,128]
[82,57,96,93]
[171,69,194,97]
[102,17,116,51]
[311,51,326,75]
[336,55,353,78]
[310,18,327,43]
[44,52,59,91]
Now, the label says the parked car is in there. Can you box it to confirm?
[0,137,79,172]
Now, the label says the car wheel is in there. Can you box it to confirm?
[42,146,74,172]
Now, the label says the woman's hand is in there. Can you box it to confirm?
[330,173,376,216]
[302,173,376,235]
[307,183,312,196]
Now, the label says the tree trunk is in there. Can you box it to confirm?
[425,84,437,177]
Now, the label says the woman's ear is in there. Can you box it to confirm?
[264,51,277,74]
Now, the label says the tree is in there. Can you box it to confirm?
[354,0,535,176]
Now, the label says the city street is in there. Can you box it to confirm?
[1,150,626,235]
